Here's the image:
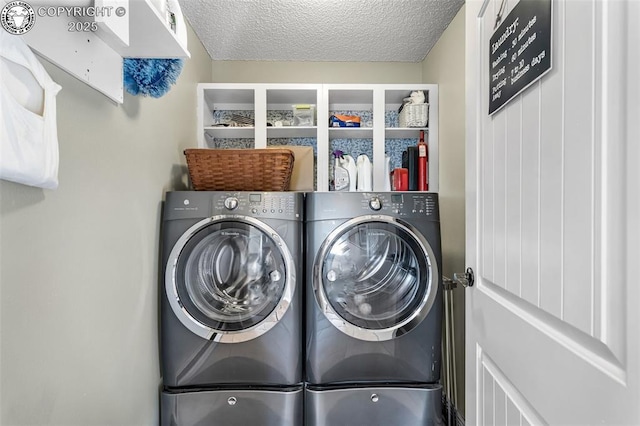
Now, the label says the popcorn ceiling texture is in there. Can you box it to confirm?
[181,0,464,62]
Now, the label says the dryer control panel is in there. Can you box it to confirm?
[385,193,438,218]
[306,192,439,222]
[360,193,438,218]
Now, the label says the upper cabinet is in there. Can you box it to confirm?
[197,83,438,192]
[22,0,190,104]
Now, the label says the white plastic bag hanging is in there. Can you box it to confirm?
[0,31,61,189]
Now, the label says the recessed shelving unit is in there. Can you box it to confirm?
[197,83,437,192]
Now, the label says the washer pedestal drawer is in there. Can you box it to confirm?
[305,383,442,426]
[161,385,303,426]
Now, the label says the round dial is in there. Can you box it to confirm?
[224,197,239,210]
[369,197,382,211]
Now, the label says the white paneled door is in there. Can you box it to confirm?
[465,0,639,424]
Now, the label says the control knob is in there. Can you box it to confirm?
[369,197,382,211]
[224,197,239,210]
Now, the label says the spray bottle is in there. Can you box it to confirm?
[333,150,349,191]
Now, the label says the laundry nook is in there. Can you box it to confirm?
[0,1,638,425]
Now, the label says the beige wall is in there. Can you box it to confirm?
[212,60,422,83]
[422,4,466,417]
[0,26,212,425]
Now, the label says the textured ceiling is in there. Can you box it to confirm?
[180,0,464,62]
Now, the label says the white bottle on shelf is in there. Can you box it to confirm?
[383,154,391,191]
[356,154,372,191]
[341,154,357,192]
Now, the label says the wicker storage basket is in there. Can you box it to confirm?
[184,148,295,191]
[399,103,429,128]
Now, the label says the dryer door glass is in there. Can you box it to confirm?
[175,221,287,332]
[321,221,432,330]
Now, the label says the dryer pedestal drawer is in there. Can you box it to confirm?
[161,386,303,426]
[305,383,442,426]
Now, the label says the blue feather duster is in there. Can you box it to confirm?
[123,58,184,98]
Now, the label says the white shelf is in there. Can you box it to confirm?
[204,127,254,139]
[268,127,317,138]
[328,127,374,140]
[385,128,429,139]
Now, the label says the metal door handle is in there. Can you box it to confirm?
[453,267,474,288]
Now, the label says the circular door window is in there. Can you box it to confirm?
[166,216,294,342]
[314,217,438,341]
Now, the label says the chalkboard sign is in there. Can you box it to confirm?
[489,0,552,115]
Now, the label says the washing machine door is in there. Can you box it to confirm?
[314,216,439,342]
[166,215,295,342]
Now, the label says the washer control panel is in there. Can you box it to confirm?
[164,191,303,221]
[213,192,302,220]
